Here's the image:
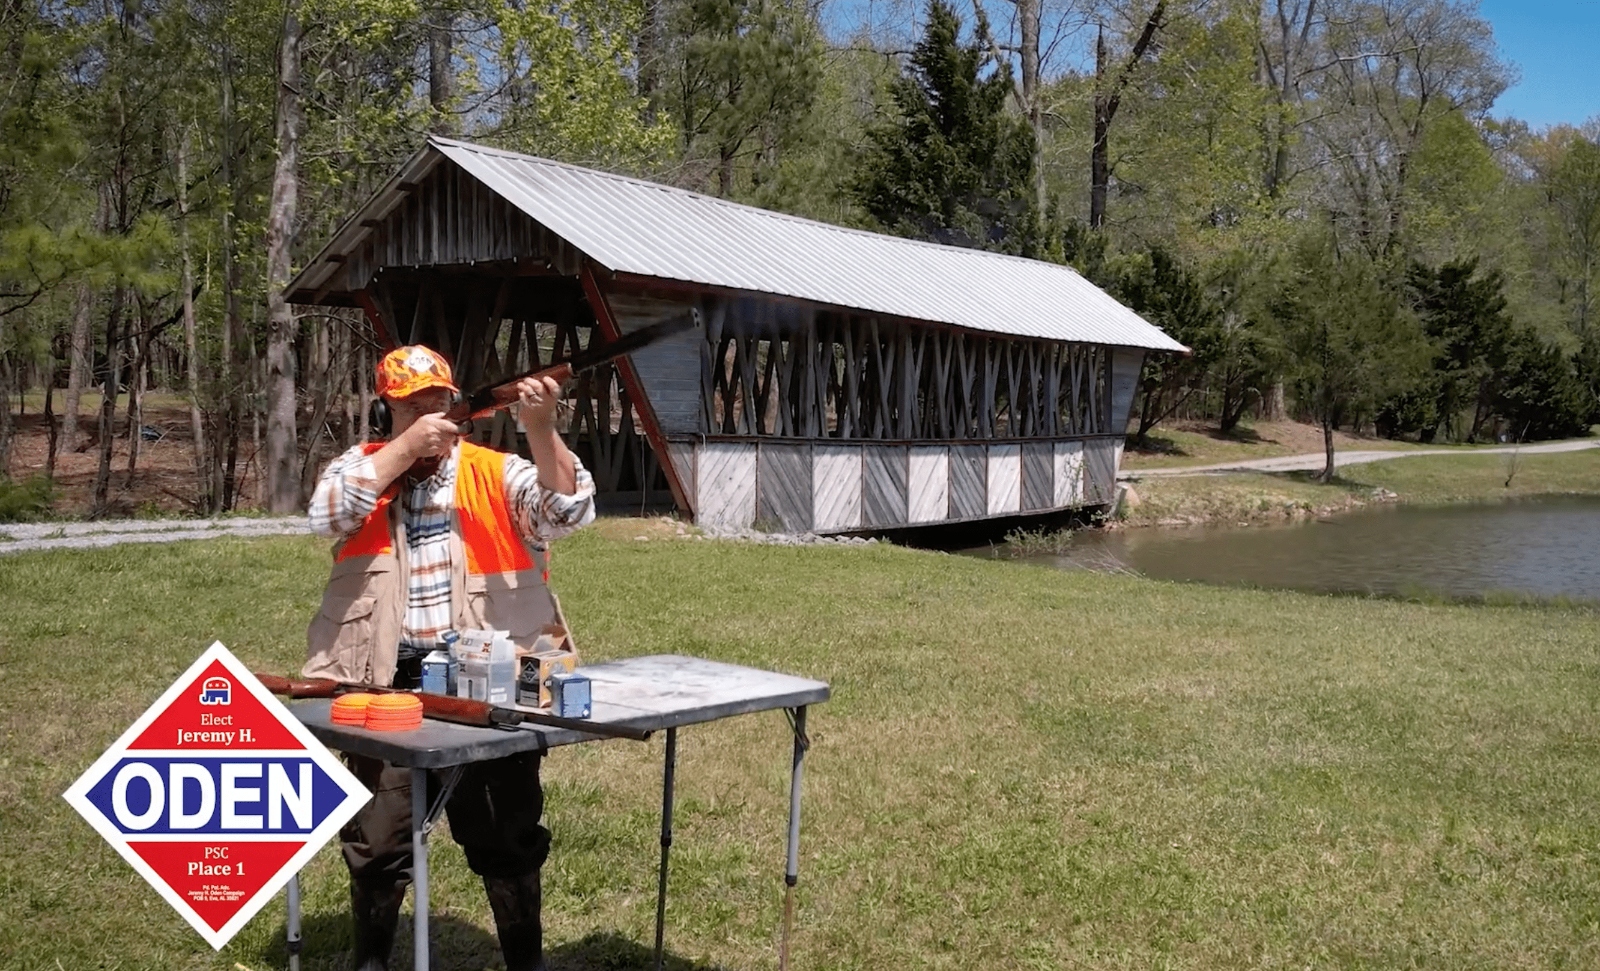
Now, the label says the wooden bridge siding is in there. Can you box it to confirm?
[813,444,863,531]
[863,446,910,528]
[987,445,1021,516]
[1021,443,1054,512]
[695,297,1118,445]
[344,159,585,295]
[696,442,757,528]
[1054,441,1085,507]
[1110,349,1144,436]
[606,291,704,435]
[1082,439,1117,505]
[666,441,696,516]
[949,445,986,520]
[757,442,813,533]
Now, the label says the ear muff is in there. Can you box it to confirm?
[368,398,391,439]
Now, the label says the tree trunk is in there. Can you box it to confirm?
[428,10,455,135]
[717,143,735,198]
[178,127,212,511]
[1091,27,1110,229]
[356,338,371,442]
[264,1,303,513]
[220,36,244,511]
[0,351,13,477]
[339,320,355,450]
[1264,378,1285,421]
[1219,377,1242,432]
[1089,4,1166,230]
[44,378,57,480]
[299,316,334,499]
[61,283,94,452]
[1320,417,1336,483]
[1019,0,1043,213]
[125,298,154,484]
[91,288,126,518]
[638,0,662,122]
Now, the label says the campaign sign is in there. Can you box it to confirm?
[63,642,371,950]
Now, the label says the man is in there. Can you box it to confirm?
[305,344,595,971]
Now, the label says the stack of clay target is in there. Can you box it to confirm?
[331,693,375,726]
[364,693,425,732]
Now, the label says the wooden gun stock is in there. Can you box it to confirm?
[255,674,338,698]
[254,673,651,741]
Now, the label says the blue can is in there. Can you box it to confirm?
[548,671,591,719]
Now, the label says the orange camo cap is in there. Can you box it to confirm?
[376,345,459,400]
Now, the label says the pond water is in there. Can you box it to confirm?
[990,496,1600,602]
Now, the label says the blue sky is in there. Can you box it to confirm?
[1466,1,1596,128]
[823,1,1597,128]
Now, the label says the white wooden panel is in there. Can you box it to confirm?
[1110,349,1144,434]
[986,444,1021,516]
[813,445,862,532]
[1114,441,1125,479]
[908,447,949,524]
[1054,441,1084,507]
[695,442,757,528]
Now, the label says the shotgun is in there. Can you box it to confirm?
[448,310,698,432]
[255,673,652,741]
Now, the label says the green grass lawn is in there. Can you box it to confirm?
[1124,448,1600,526]
[4,525,1600,969]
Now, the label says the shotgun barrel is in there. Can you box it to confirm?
[446,310,698,428]
[254,673,651,741]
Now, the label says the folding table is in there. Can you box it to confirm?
[286,654,829,971]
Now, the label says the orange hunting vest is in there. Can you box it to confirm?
[302,441,571,685]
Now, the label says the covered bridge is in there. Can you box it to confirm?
[288,137,1186,532]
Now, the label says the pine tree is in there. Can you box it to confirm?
[853,0,1036,254]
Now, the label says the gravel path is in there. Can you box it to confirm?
[1122,439,1599,478]
[0,516,311,556]
[6,439,1593,553]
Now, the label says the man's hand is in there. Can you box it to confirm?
[512,375,564,430]
[366,411,458,490]
[511,375,578,494]
[396,413,459,461]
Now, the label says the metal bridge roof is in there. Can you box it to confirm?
[291,137,1187,352]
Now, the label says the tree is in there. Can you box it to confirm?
[665,0,822,197]
[493,0,672,167]
[263,0,303,513]
[1274,233,1426,480]
[1089,1,1167,229]
[1403,257,1513,441]
[1254,0,1321,200]
[1307,0,1508,257]
[854,0,1038,253]
[1543,136,1600,337]
[1113,246,1221,441]
[1497,328,1592,441]
[1207,251,1283,432]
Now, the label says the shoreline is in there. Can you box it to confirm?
[1114,448,1600,529]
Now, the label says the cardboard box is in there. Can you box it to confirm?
[517,649,578,708]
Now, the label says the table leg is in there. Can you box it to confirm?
[654,726,678,971]
[286,871,302,971]
[780,706,809,971]
[412,767,430,971]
